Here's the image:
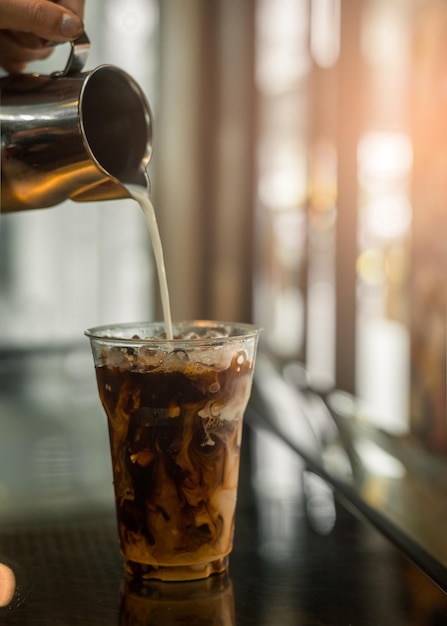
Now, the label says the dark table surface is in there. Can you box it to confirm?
[1,346,447,625]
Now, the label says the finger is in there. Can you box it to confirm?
[0,0,83,42]
[8,30,47,50]
[53,0,85,21]
[0,59,27,73]
[0,30,54,70]
[6,1,86,51]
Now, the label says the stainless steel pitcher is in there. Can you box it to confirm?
[0,33,153,212]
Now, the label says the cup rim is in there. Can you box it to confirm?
[85,320,263,345]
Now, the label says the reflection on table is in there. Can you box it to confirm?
[120,573,234,626]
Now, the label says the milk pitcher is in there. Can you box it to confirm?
[0,33,153,212]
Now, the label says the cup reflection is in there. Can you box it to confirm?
[0,563,15,608]
[119,571,235,626]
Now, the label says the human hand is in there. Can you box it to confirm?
[0,0,85,74]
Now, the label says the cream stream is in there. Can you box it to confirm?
[126,185,173,340]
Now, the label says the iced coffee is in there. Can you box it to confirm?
[86,321,260,582]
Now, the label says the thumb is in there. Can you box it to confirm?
[1,0,84,42]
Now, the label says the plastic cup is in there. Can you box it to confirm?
[85,321,261,581]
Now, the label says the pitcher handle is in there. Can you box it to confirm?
[51,31,91,78]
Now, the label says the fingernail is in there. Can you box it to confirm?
[60,13,83,39]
